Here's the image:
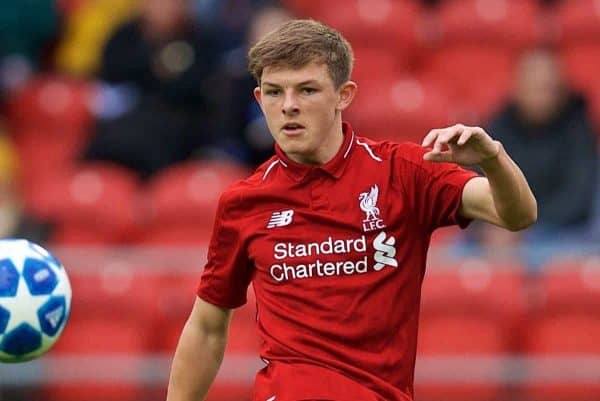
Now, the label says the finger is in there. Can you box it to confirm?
[456,128,473,146]
[423,150,453,163]
[432,127,463,153]
[422,129,441,147]
[432,136,444,154]
[446,125,465,143]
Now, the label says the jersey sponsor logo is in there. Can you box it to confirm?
[267,209,294,228]
[373,231,398,271]
[359,185,386,232]
[273,236,367,259]
[269,232,398,281]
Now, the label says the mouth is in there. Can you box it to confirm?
[281,122,305,135]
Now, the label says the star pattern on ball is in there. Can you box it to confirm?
[1,273,48,334]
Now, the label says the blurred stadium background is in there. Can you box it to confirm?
[0,0,599,400]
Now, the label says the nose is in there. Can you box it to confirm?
[281,91,299,116]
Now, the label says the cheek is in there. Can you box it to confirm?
[261,102,281,120]
[311,102,336,124]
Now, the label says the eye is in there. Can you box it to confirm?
[265,89,281,96]
[302,87,317,94]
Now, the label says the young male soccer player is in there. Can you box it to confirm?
[166,20,537,401]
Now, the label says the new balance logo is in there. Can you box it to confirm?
[373,231,398,271]
[267,210,294,228]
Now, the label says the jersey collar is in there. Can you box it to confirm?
[274,121,356,182]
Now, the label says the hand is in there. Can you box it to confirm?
[421,124,500,166]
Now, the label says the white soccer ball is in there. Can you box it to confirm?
[0,239,71,363]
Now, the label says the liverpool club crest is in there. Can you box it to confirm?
[359,185,386,232]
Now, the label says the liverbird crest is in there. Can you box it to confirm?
[359,185,380,221]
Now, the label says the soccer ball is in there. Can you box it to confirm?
[0,239,71,363]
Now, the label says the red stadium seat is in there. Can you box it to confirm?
[14,126,90,190]
[37,163,142,244]
[429,225,462,246]
[140,161,249,244]
[352,48,409,87]
[137,226,213,246]
[535,257,600,316]
[435,0,541,48]
[205,386,253,401]
[52,316,151,353]
[553,1,600,101]
[417,260,527,400]
[421,45,515,121]
[151,270,202,339]
[521,314,600,401]
[43,317,150,401]
[281,0,326,18]
[6,74,95,132]
[416,316,510,401]
[554,0,600,44]
[560,44,600,96]
[421,258,528,343]
[521,259,600,400]
[418,317,511,355]
[67,268,163,323]
[525,315,600,354]
[348,74,453,143]
[316,0,423,58]
[423,0,540,121]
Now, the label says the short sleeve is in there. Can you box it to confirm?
[395,143,479,233]
[197,190,252,309]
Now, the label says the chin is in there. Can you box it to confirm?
[281,142,312,158]
[280,142,304,154]
[278,133,306,147]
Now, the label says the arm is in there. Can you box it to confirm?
[422,124,537,231]
[166,297,232,401]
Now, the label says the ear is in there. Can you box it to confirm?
[336,80,358,111]
[253,86,263,108]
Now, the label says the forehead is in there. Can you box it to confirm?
[261,62,333,87]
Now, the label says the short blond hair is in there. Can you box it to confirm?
[248,19,354,88]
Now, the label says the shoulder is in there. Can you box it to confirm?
[357,136,471,182]
[216,156,281,213]
[354,136,428,166]
[239,156,283,189]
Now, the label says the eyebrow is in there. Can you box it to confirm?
[262,80,320,88]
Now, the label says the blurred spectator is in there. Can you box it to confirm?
[54,0,139,76]
[0,0,59,97]
[192,0,278,52]
[475,48,598,252]
[217,4,293,166]
[82,0,225,179]
[0,125,51,243]
[0,129,21,238]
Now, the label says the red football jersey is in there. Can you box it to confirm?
[197,122,478,401]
